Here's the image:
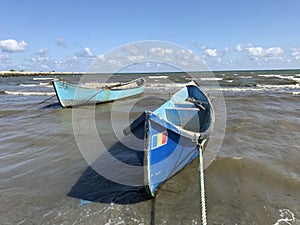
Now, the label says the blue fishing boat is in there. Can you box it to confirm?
[52,78,146,107]
[124,81,214,197]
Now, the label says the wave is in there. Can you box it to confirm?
[4,91,55,96]
[256,83,300,89]
[19,84,38,87]
[39,82,52,86]
[148,75,169,79]
[19,82,52,88]
[199,77,223,81]
[206,85,299,93]
[33,77,55,81]
[146,82,300,94]
[147,83,186,89]
[258,74,300,83]
[258,74,286,78]
[273,209,295,225]
[207,87,262,92]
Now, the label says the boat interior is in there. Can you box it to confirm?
[165,86,210,133]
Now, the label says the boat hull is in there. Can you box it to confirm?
[142,82,214,197]
[52,79,145,107]
[144,112,202,196]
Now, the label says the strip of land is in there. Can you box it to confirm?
[0,71,85,77]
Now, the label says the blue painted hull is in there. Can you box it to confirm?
[127,81,214,197]
[52,78,145,107]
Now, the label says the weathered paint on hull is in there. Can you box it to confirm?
[144,112,202,197]
[141,82,214,197]
[52,80,145,107]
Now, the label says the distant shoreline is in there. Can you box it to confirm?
[1,69,300,77]
[0,71,85,77]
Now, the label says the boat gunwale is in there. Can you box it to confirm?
[53,77,146,92]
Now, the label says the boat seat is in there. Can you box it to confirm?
[173,102,195,108]
[165,107,208,132]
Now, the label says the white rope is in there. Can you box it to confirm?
[198,145,207,225]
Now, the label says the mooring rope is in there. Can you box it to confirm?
[37,95,56,105]
[198,145,207,225]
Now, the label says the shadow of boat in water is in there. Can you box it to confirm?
[41,102,61,109]
[68,165,150,204]
[68,129,151,204]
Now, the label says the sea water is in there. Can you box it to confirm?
[0,70,299,224]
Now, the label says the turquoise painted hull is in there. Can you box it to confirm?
[52,78,145,107]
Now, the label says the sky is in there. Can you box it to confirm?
[1,0,300,72]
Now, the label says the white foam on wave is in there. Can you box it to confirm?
[147,83,186,90]
[206,87,263,92]
[232,156,244,160]
[39,82,51,86]
[256,83,300,89]
[199,77,223,81]
[5,91,55,96]
[148,75,169,79]
[292,77,300,82]
[33,77,55,80]
[208,85,300,93]
[148,83,287,92]
[258,74,284,78]
[146,82,300,94]
[19,83,52,88]
[19,84,38,87]
[207,86,293,93]
[258,74,300,83]
[104,219,125,225]
[273,209,295,225]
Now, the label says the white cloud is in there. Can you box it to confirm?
[41,64,49,70]
[0,39,28,52]
[36,48,49,57]
[235,44,243,52]
[199,45,207,50]
[123,45,140,55]
[265,47,283,57]
[149,47,173,56]
[30,56,50,63]
[98,54,106,62]
[84,47,93,57]
[127,55,146,62]
[75,47,94,58]
[246,46,283,58]
[204,49,218,57]
[247,47,264,56]
[107,59,122,66]
[291,48,300,60]
[0,54,10,61]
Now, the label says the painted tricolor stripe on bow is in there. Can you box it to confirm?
[152,131,168,149]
